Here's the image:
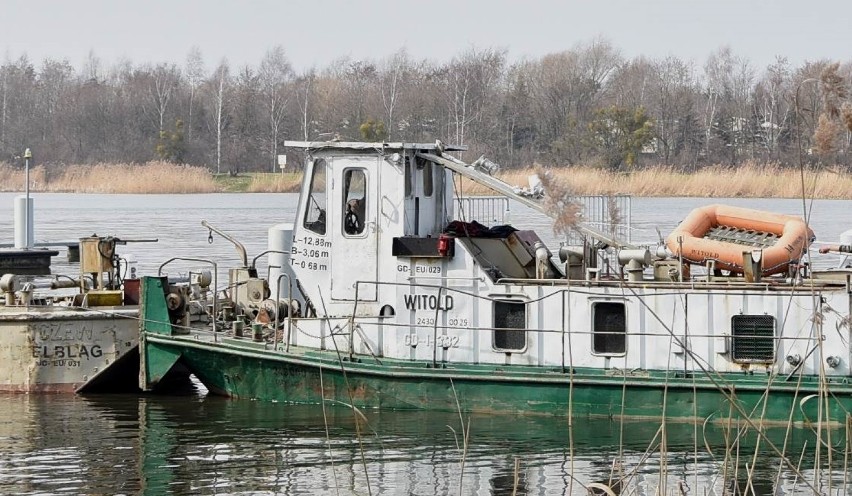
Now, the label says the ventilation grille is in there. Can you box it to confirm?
[731,314,775,363]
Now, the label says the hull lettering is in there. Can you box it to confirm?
[32,344,103,360]
[403,294,454,311]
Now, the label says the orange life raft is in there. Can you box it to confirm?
[666,205,815,276]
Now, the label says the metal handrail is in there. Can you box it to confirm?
[274,273,294,352]
[158,257,218,342]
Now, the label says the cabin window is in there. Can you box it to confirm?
[342,168,367,236]
[404,156,413,198]
[731,314,775,363]
[422,161,433,197]
[493,300,526,351]
[592,302,626,355]
[303,159,326,234]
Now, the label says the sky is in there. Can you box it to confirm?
[2,0,851,74]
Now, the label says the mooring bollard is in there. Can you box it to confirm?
[252,323,263,342]
[232,321,244,337]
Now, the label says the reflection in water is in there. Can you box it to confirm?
[0,393,847,495]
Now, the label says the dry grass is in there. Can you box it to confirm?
[0,160,849,198]
[458,162,852,199]
[534,167,584,235]
[245,173,303,193]
[0,161,217,193]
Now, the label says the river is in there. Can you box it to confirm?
[0,192,850,495]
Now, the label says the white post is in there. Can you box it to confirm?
[23,148,32,249]
[13,195,34,249]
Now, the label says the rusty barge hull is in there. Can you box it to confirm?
[0,307,140,393]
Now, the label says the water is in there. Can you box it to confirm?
[1,192,851,495]
[0,193,297,281]
[0,394,842,495]
[1,193,849,277]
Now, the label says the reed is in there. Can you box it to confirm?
[0,161,217,193]
[1,160,850,197]
[245,172,303,193]
[458,162,852,199]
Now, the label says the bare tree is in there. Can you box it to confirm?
[608,56,651,110]
[380,49,410,141]
[0,39,846,171]
[259,46,293,171]
[439,47,506,148]
[150,63,180,134]
[1,63,7,151]
[792,60,833,161]
[82,50,102,83]
[294,69,316,141]
[185,46,205,143]
[532,40,621,164]
[398,58,443,142]
[579,38,622,97]
[702,47,755,163]
[753,57,792,160]
[67,68,111,161]
[35,58,74,159]
[311,63,351,140]
[230,65,262,172]
[502,61,538,166]
[208,59,231,174]
[0,55,38,159]
[650,56,697,165]
[112,59,154,162]
[338,58,377,134]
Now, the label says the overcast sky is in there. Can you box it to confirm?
[3,0,851,74]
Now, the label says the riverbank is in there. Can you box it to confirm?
[0,162,217,193]
[471,163,852,199]
[1,161,849,198]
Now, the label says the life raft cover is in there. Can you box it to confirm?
[665,204,814,275]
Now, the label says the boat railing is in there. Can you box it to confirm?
[158,257,219,341]
[146,304,824,366]
[348,279,821,370]
[453,195,633,243]
[453,196,509,227]
[563,194,633,246]
[490,276,838,292]
[354,319,801,340]
[250,249,296,351]
[273,272,294,352]
[339,316,813,371]
[406,275,486,283]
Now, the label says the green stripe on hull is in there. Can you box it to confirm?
[143,334,852,426]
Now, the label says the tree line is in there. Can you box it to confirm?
[1,39,850,173]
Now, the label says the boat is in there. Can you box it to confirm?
[0,235,146,393]
[138,140,852,429]
[666,204,814,276]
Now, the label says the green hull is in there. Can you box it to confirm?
[143,335,852,426]
[139,277,852,426]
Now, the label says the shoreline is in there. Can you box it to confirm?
[1,162,850,199]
